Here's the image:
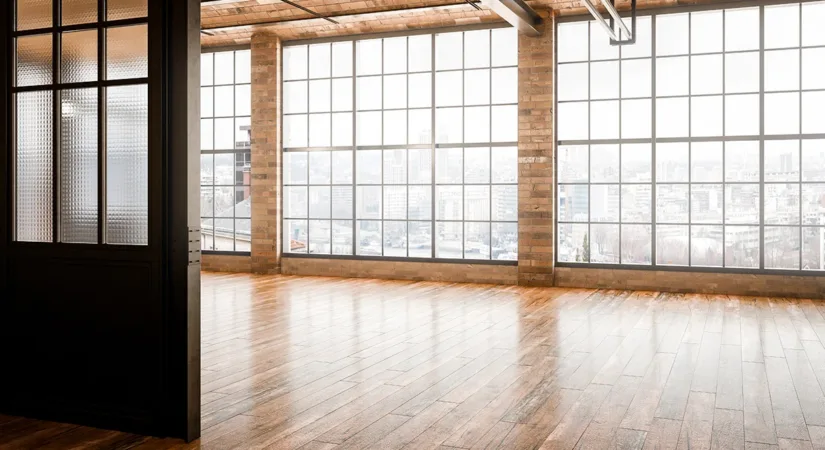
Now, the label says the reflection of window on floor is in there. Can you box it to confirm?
[200,49,252,252]
[282,28,519,261]
[556,2,825,271]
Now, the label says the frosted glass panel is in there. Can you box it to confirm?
[107,85,148,245]
[17,0,52,30]
[107,24,148,80]
[16,34,53,87]
[16,91,53,243]
[61,89,98,243]
[61,30,97,83]
[63,0,97,25]
[107,0,147,20]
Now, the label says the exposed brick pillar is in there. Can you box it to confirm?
[250,32,282,274]
[517,15,555,286]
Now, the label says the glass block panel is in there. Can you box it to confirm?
[16,91,53,243]
[63,0,97,25]
[16,34,52,87]
[61,88,98,244]
[61,29,97,83]
[107,0,148,20]
[107,85,148,245]
[107,24,148,80]
[17,0,52,30]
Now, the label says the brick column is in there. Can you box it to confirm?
[250,32,282,274]
[517,14,555,286]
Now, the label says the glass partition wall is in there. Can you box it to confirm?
[282,27,519,261]
[13,0,149,245]
[556,1,825,272]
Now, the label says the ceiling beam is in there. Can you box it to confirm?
[479,0,541,36]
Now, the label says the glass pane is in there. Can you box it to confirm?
[765,184,800,225]
[435,108,462,144]
[408,74,431,108]
[16,91,53,243]
[356,39,381,76]
[201,87,213,118]
[436,222,462,259]
[691,142,723,183]
[656,13,689,56]
[61,88,98,244]
[284,81,307,114]
[408,109,431,145]
[284,152,307,185]
[235,50,250,84]
[622,144,651,183]
[409,35,432,72]
[201,220,213,251]
[725,226,760,268]
[558,223,589,262]
[436,148,462,184]
[656,57,688,96]
[802,227,825,271]
[464,222,490,260]
[200,154,213,185]
[558,22,588,63]
[436,71,462,107]
[408,186,431,221]
[63,0,96,25]
[332,78,352,112]
[235,117,250,149]
[691,10,722,54]
[384,37,406,74]
[691,96,723,137]
[284,186,307,218]
[213,117,233,149]
[17,0,52,30]
[332,113,352,146]
[382,149,406,184]
[765,3,799,49]
[383,75,406,109]
[590,19,617,61]
[765,226,800,270]
[332,220,353,255]
[201,53,213,86]
[384,110,406,146]
[356,111,381,146]
[691,225,723,267]
[107,24,148,80]
[492,222,517,261]
[106,84,148,245]
[557,63,588,102]
[725,7,759,52]
[591,144,620,183]
[332,42,353,77]
[309,186,330,219]
[590,224,619,263]
[656,98,689,138]
[284,115,307,148]
[464,147,489,184]
[464,106,490,143]
[725,52,759,94]
[357,76,381,110]
[558,145,587,183]
[803,140,825,182]
[235,219,251,252]
[213,85,233,117]
[309,79,330,113]
[691,54,722,95]
[558,102,588,141]
[691,184,723,224]
[764,50,799,92]
[725,184,760,225]
[590,61,619,100]
[409,222,432,258]
[492,28,517,67]
[309,43,331,79]
[802,184,825,226]
[464,30,490,69]
[357,221,381,256]
[309,151,331,185]
[331,151,352,184]
[725,95,759,137]
[491,105,517,142]
[591,185,619,223]
[16,34,52,87]
[492,185,516,222]
[107,0,147,20]
[803,49,825,89]
[655,143,688,183]
[464,70,490,106]
[284,46,308,81]
[384,186,406,220]
[622,16,652,59]
[657,184,689,224]
[215,219,233,251]
[622,224,651,265]
[200,119,213,150]
[657,225,689,266]
[436,32,462,71]
[356,150,381,184]
[331,187,352,219]
[620,100,651,139]
[621,185,651,223]
[214,52,233,85]
[284,220,308,253]
[436,186,462,221]
[309,114,331,147]
[214,186,233,218]
[802,92,825,135]
[621,59,651,98]
[465,186,489,221]
[726,141,760,182]
[559,185,588,222]
[384,221,407,257]
[235,85,250,116]
[765,140,799,182]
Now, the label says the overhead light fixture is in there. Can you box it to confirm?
[582,0,635,44]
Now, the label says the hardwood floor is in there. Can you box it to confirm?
[3,272,825,449]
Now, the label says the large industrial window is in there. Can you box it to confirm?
[282,27,518,261]
[556,2,825,271]
[13,0,149,245]
[200,49,251,253]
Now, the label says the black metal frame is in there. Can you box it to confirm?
[281,24,520,265]
[554,0,825,277]
[199,48,252,255]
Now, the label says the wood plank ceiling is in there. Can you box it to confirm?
[200,0,718,47]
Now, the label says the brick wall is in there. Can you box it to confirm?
[517,12,555,287]
[202,254,253,273]
[250,32,282,275]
